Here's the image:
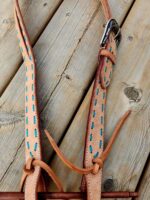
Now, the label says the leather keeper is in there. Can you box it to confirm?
[99,34,117,89]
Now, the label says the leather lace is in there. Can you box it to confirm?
[21,110,131,191]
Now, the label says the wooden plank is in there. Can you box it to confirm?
[138,157,150,200]
[0,0,62,95]
[48,0,150,196]
[0,0,133,191]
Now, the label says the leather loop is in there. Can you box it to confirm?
[99,48,116,65]
[44,110,131,176]
[93,158,104,169]
[99,34,116,89]
[92,163,100,175]
[20,158,64,193]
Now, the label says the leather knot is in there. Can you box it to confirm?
[23,158,35,175]
[92,157,104,175]
[98,48,116,65]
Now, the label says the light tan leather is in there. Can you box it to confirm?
[14,1,42,199]
[100,0,112,20]
[99,48,116,65]
[20,158,64,193]
[44,110,131,176]
[14,0,131,200]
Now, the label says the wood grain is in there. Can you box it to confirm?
[49,0,150,197]
[137,157,150,200]
[0,0,62,95]
[0,0,134,192]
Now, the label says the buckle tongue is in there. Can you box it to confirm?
[100,19,121,47]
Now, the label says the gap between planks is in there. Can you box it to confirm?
[47,0,149,195]
[0,0,135,192]
[0,0,63,97]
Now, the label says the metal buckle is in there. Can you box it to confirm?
[100,19,121,47]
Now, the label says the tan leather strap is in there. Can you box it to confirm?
[14,0,130,200]
[44,110,130,175]
[20,158,64,192]
[20,110,131,197]
[14,1,43,199]
[100,0,112,20]
[82,1,121,200]
[99,49,116,65]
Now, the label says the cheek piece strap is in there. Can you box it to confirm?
[14,0,131,200]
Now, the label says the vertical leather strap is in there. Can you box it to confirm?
[83,35,117,200]
[82,1,117,199]
[100,0,112,20]
[14,1,42,199]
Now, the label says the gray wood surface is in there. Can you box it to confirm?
[138,158,150,200]
[0,1,149,199]
[0,0,62,95]
[48,0,150,197]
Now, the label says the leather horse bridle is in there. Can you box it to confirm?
[13,0,133,200]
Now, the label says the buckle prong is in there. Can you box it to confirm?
[100,19,121,47]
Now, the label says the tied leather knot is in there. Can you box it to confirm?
[44,110,131,176]
[99,48,116,65]
[23,158,35,175]
[92,157,104,175]
[20,158,64,193]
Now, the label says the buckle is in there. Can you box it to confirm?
[100,19,121,47]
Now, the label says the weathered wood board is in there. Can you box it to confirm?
[0,0,62,95]
[0,0,134,192]
[138,157,150,200]
[48,0,150,197]
[0,0,149,199]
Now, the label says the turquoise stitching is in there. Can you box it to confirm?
[26,117,28,124]
[32,95,35,101]
[89,145,93,153]
[32,105,35,112]
[91,122,94,129]
[94,99,97,106]
[26,96,28,102]
[27,141,30,149]
[99,140,102,148]
[34,143,38,151]
[96,88,99,95]
[100,116,103,124]
[32,84,34,91]
[34,129,38,137]
[102,104,104,112]
[26,129,29,137]
[93,110,96,117]
[33,116,36,124]
[30,152,33,157]
[103,92,105,99]
[94,152,99,158]
[25,106,28,113]
[90,134,93,141]
[100,128,103,136]
[29,55,32,61]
